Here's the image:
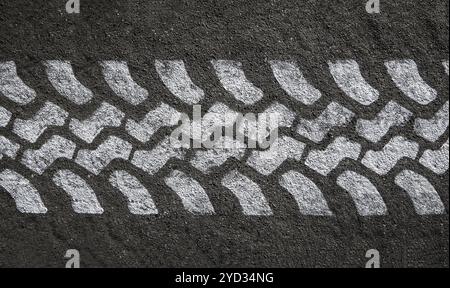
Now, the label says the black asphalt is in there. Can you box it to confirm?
[0,0,448,267]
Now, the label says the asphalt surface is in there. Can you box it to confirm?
[0,0,448,268]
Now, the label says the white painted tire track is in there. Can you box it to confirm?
[0,62,36,105]
[269,60,321,105]
[212,60,263,105]
[0,106,12,127]
[329,60,379,105]
[279,171,333,216]
[305,137,361,176]
[222,170,272,216]
[356,101,412,143]
[44,61,93,105]
[126,103,181,143]
[237,102,296,144]
[132,136,186,175]
[75,136,132,175]
[385,60,437,105]
[247,136,305,176]
[155,60,204,105]
[164,170,215,214]
[337,171,387,216]
[12,102,68,143]
[176,102,241,144]
[70,102,124,143]
[53,169,104,214]
[190,137,246,173]
[101,61,148,105]
[361,136,419,175]
[21,135,76,175]
[0,58,448,216]
[0,136,20,160]
[109,171,158,215]
[414,101,449,142]
[0,169,47,213]
[395,170,445,215]
[296,102,354,143]
[419,139,449,174]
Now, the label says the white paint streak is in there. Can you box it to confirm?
[222,170,272,215]
[109,170,158,215]
[53,169,104,214]
[101,61,148,105]
[395,170,445,215]
[269,60,321,105]
[385,60,437,105]
[0,61,36,105]
[126,103,181,143]
[197,103,240,142]
[212,60,263,105]
[132,136,186,175]
[329,60,379,105]
[361,136,419,175]
[44,60,93,105]
[155,60,204,104]
[279,171,332,216]
[414,101,448,142]
[357,101,412,143]
[21,135,76,175]
[419,139,449,174]
[237,102,295,143]
[0,169,47,213]
[13,102,68,143]
[261,102,296,127]
[247,136,305,175]
[305,137,361,176]
[296,102,354,143]
[337,171,387,216]
[443,61,449,75]
[190,137,246,173]
[75,136,132,175]
[0,106,12,127]
[164,170,215,214]
[0,136,20,160]
[70,102,124,143]
[177,102,240,143]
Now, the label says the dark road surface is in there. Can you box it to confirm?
[0,0,448,267]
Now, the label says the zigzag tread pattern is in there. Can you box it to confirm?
[0,59,448,216]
